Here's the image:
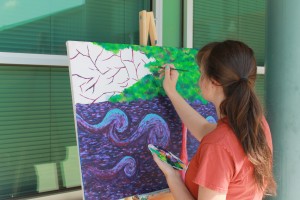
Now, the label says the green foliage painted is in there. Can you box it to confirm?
[94,43,207,104]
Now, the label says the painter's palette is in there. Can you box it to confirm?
[148,144,186,170]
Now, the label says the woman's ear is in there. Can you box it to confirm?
[211,78,221,86]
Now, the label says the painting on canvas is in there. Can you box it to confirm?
[66,41,217,200]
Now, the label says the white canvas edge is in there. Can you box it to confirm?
[66,40,86,200]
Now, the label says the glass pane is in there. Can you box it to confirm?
[0,66,78,199]
[193,0,265,65]
[0,0,151,55]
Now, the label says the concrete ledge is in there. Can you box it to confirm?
[28,190,83,200]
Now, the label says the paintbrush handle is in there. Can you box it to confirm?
[171,68,189,72]
[158,66,189,72]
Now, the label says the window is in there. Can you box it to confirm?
[193,0,265,65]
[193,0,266,104]
[0,66,77,199]
[0,1,151,198]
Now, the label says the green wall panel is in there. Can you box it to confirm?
[163,0,182,47]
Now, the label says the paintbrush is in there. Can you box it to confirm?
[158,66,190,72]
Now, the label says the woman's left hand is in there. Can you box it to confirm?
[152,153,178,178]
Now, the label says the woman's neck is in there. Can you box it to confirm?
[212,91,226,120]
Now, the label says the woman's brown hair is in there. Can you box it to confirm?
[197,40,277,195]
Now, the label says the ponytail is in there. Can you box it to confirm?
[220,81,276,195]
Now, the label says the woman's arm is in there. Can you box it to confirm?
[152,154,195,200]
[162,65,216,141]
[167,90,216,141]
[165,172,195,200]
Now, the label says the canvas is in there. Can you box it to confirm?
[66,41,217,200]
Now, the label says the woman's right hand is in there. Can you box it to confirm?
[160,64,179,96]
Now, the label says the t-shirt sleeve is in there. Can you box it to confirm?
[192,143,234,193]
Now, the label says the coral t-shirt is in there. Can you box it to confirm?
[185,117,273,200]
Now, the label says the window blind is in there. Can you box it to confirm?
[193,0,265,65]
[0,66,77,199]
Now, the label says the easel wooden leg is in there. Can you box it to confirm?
[139,10,158,46]
[147,12,158,46]
[139,10,148,45]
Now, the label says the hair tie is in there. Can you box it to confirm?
[239,77,248,82]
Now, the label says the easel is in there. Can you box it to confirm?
[139,10,158,46]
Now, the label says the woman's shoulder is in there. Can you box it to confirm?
[201,116,273,156]
[201,119,246,161]
[201,119,235,145]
